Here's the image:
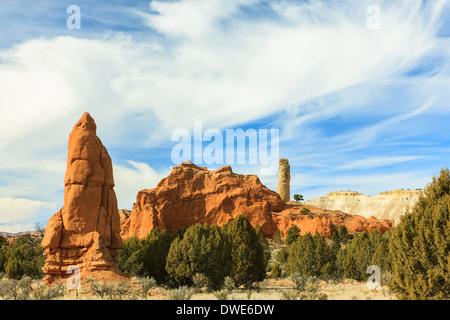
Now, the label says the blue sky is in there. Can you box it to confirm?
[1,0,449,232]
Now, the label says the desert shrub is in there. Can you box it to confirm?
[337,225,349,243]
[0,277,33,300]
[275,246,289,264]
[115,237,145,277]
[166,223,230,289]
[389,168,450,300]
[86,279,130,300]
[192,273,209,292]
[285,225,300,245]
[273,230,283,245]
[341,230,388,282]
[284,274,327,300]
[270,262,282,278]
[116,228,177,283]
[224,215,269,288]
[133,277,157,299]
[281,290,300,300]
[165,216,269,289]
[140,228,175,283]
[286,232,338,279]
[0,236,7,247]
[371,232,392,273]
[213,289,229,300]
[300,208,310,215]
[32,281,66,300]
[168,286,195,300]
[5,258,23,280]
[223,276,235,291]
[0,235,44,279]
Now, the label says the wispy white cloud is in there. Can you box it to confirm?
[336,156,425,170]
[0,197,58,233]
[113,160,170,210]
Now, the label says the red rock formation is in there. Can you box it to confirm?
[41,113,129,285]
[120,162,285,239]
[274,204,394,239]
[120,163,393,241]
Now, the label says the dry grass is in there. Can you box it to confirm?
[0,276,396,300]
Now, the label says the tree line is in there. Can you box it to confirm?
[0,234,44,279]
[115,214,269,290]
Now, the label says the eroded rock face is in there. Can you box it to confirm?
[42,113,128,285]
[304,189,422,224]
[120,162,286,239]
[273,204,394,239]
[277,158,290,202]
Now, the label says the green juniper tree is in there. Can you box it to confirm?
[225,215,269,288]
[285,225,301,245]
[341,230,386,282]
[165,223,230,289]
[0,234,44,279]
[286,232,337,278]
[389,168,450,300]
[140,228,174,284]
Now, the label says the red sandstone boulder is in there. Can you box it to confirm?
[42,113,129,285]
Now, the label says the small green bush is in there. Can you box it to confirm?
[168,286,195,300]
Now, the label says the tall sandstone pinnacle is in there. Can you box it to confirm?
[41,112,129,285]
[277,158,290,202]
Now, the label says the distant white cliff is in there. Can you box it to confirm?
[303,189,422,224]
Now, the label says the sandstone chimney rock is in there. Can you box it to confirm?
[41,112,129,285]
[277,158,290,202]
[120,162,286,239]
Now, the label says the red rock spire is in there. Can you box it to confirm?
[42,113,128,285]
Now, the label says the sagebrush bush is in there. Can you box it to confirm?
[168,286,195,300]
[0,277,33,300]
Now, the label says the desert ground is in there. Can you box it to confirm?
[0,274,395,300]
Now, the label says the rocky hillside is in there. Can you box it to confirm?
[303,189,422,224]
[120,162,284,239]
[120,162,393,240]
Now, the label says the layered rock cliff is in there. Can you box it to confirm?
[304,189,422,224]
